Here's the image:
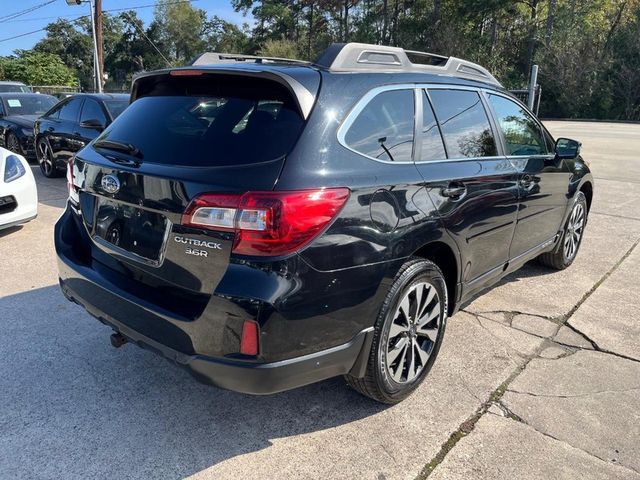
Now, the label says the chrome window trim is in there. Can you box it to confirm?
[337,82,505,165]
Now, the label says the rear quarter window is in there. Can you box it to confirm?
[96,75,304,167]
[344,89,415,162]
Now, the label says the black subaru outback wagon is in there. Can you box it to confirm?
[55,43,593,404]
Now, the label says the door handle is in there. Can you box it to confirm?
[441,183,467,198]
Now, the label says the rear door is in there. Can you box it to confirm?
[485,93,571,260]
[55,97,84,162]
[76,98,107,148]
[37,101,63,155]
[414,87,519,295]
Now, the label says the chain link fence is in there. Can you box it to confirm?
[29,85,80,98]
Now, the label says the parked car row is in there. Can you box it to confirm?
[34,93,130,177]
[0,91,129,177]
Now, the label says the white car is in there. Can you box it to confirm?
[0,146,37,230]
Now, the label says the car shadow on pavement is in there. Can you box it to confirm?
[491,260,557,287]
[0,225,23,238]
[0,285,388,479]
[30,166,69,210]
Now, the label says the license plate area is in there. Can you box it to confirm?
[93,197,169,263]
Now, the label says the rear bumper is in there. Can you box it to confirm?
[59,268,372,394]
[55,203,375,394]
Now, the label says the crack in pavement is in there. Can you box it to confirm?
[564,322,640,364]
[506,387,640,399]
[464,308,558,323]
[591,211,640,222]
[464,312,529,367]
[416,236,640,478]
[470,310,562,340]
[502,409,640,477]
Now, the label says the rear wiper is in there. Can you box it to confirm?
[93,139,143,160]
[377,136,395,162]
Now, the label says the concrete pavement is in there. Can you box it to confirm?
[1,121,639,479]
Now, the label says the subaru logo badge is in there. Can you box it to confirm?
[101,174,121,194]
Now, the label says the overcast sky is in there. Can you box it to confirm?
[0,0,252,56]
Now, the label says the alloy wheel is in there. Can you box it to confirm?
[7,134,21,155]
[564,201,585,261]
[38,140,54,176]
[385,281,441,384]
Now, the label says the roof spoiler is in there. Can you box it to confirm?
[130,66,318,119]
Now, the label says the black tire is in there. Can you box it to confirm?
[6,131,23,156]
[345,258,448,404]
[538,191,588,270]
[36,137,63,178]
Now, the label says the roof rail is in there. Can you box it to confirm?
[191,52,310,67]
[314,43,502,87]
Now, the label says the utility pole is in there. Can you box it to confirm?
[66,0,101,93]
[95,0,103,91]
[528,64,539,111]
[88,0,102,92]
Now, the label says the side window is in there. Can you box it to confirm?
[344,89,415,162]
[80,99,107,125]
[429,89,497,158]
[58,98,83,122]
[419,91,447,161]
[488,94,548,156]
[47,104,61,119]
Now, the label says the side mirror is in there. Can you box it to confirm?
[555,137,581,159]
[80,118,105,131]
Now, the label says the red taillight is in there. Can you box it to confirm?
[182,188,350,256]
[240,320,259,356]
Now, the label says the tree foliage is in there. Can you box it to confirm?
[0,50,77,86]
[2,0,638,120]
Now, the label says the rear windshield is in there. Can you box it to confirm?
[1,95,57,115]
[96,75,304,167]
[104,99,129,119]
[0,84,31,93]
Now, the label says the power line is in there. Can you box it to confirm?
[0,0,198,44]
[0,28,49,44]
[0,0,58,23]
[123,11,171,66]
[9,0,198,23]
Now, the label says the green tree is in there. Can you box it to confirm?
[107,11,169,87]
[0,50,77,86]
[34,19,94,89]
[153,1,207,64]
[204,16,253,53]
[259,38,301,57]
